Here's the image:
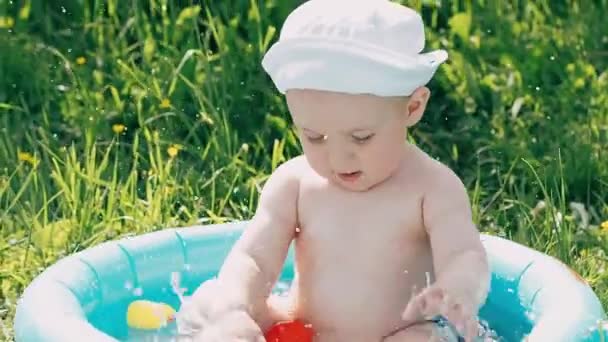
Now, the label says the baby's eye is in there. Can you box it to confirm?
[352,133,374,144]
[306,134,327,143]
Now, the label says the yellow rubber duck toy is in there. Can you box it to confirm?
[126,300,176,330]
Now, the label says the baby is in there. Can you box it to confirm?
[176,0,491,341]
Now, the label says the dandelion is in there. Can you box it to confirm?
[19,2,31,20]
[0,16,14,29]
[76,56,87,65]
[17,151,38,166]
[566,63,576,73]
[584,65,596,78]
[160,98,171,109]
[112,123,126,134]
[167,144,182,158]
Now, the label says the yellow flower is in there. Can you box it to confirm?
[76,56,87,65]
[566,63,576,73]
[601,220,608,232]
[167,144,182,158]
[19,2,31,20]
[17,151,38,166]
[0,16,15,29]
[160,98,171,109]
[112,123,126,134]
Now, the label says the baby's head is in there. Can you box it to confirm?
[285,88,429,191]
[262,0,447,191]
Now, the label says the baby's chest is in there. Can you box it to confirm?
[296,188,426,252]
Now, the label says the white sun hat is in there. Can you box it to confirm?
[261,0,448,97]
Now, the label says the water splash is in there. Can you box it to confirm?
[476,318,502,341]
[170,272,186,304]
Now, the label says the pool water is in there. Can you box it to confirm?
[121,320,502,342]
[114,280,504,341]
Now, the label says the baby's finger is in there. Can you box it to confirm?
[400,297,423,322]
[442,302,466,336]
[437,291,450,318]
[464,317,479,342]
[402,286,422,315]
[419,287,446,318]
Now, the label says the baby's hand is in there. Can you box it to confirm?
[175,279,263,341]
[401,285,478,341]
[179,309,265,342]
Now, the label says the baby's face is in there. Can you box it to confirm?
[286,89,411,191]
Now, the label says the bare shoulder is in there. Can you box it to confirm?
[263,155,307,188]
[413,147,468,198]
[407,146,473,228]
[255,156,305,223]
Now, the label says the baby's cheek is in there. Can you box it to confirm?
[365,143,397,165]
[302,148,330,176]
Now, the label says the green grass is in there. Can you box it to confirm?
[1,0,607,340]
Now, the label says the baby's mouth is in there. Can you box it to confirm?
[336,171,362,182]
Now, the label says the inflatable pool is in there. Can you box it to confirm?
[13,221,608,341]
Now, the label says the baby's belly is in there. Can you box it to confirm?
[291,246,434,341]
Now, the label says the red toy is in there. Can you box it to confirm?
[264,320,314,342]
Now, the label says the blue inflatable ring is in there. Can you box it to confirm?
[13,221,608,341]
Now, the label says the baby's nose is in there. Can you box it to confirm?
[328,145,356,170]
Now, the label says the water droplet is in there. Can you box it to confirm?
[550,56,556,61]
[535,86,540,91]
[61,6,67,13]
[133,287,143,296]
[295,227,301,233]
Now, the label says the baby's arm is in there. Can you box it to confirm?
[422,164,490,317]
[185,160,300,333]
[218,160,300,324]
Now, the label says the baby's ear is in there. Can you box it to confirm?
[404,86,430,127]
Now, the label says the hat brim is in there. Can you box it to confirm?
[261,37,448,96]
